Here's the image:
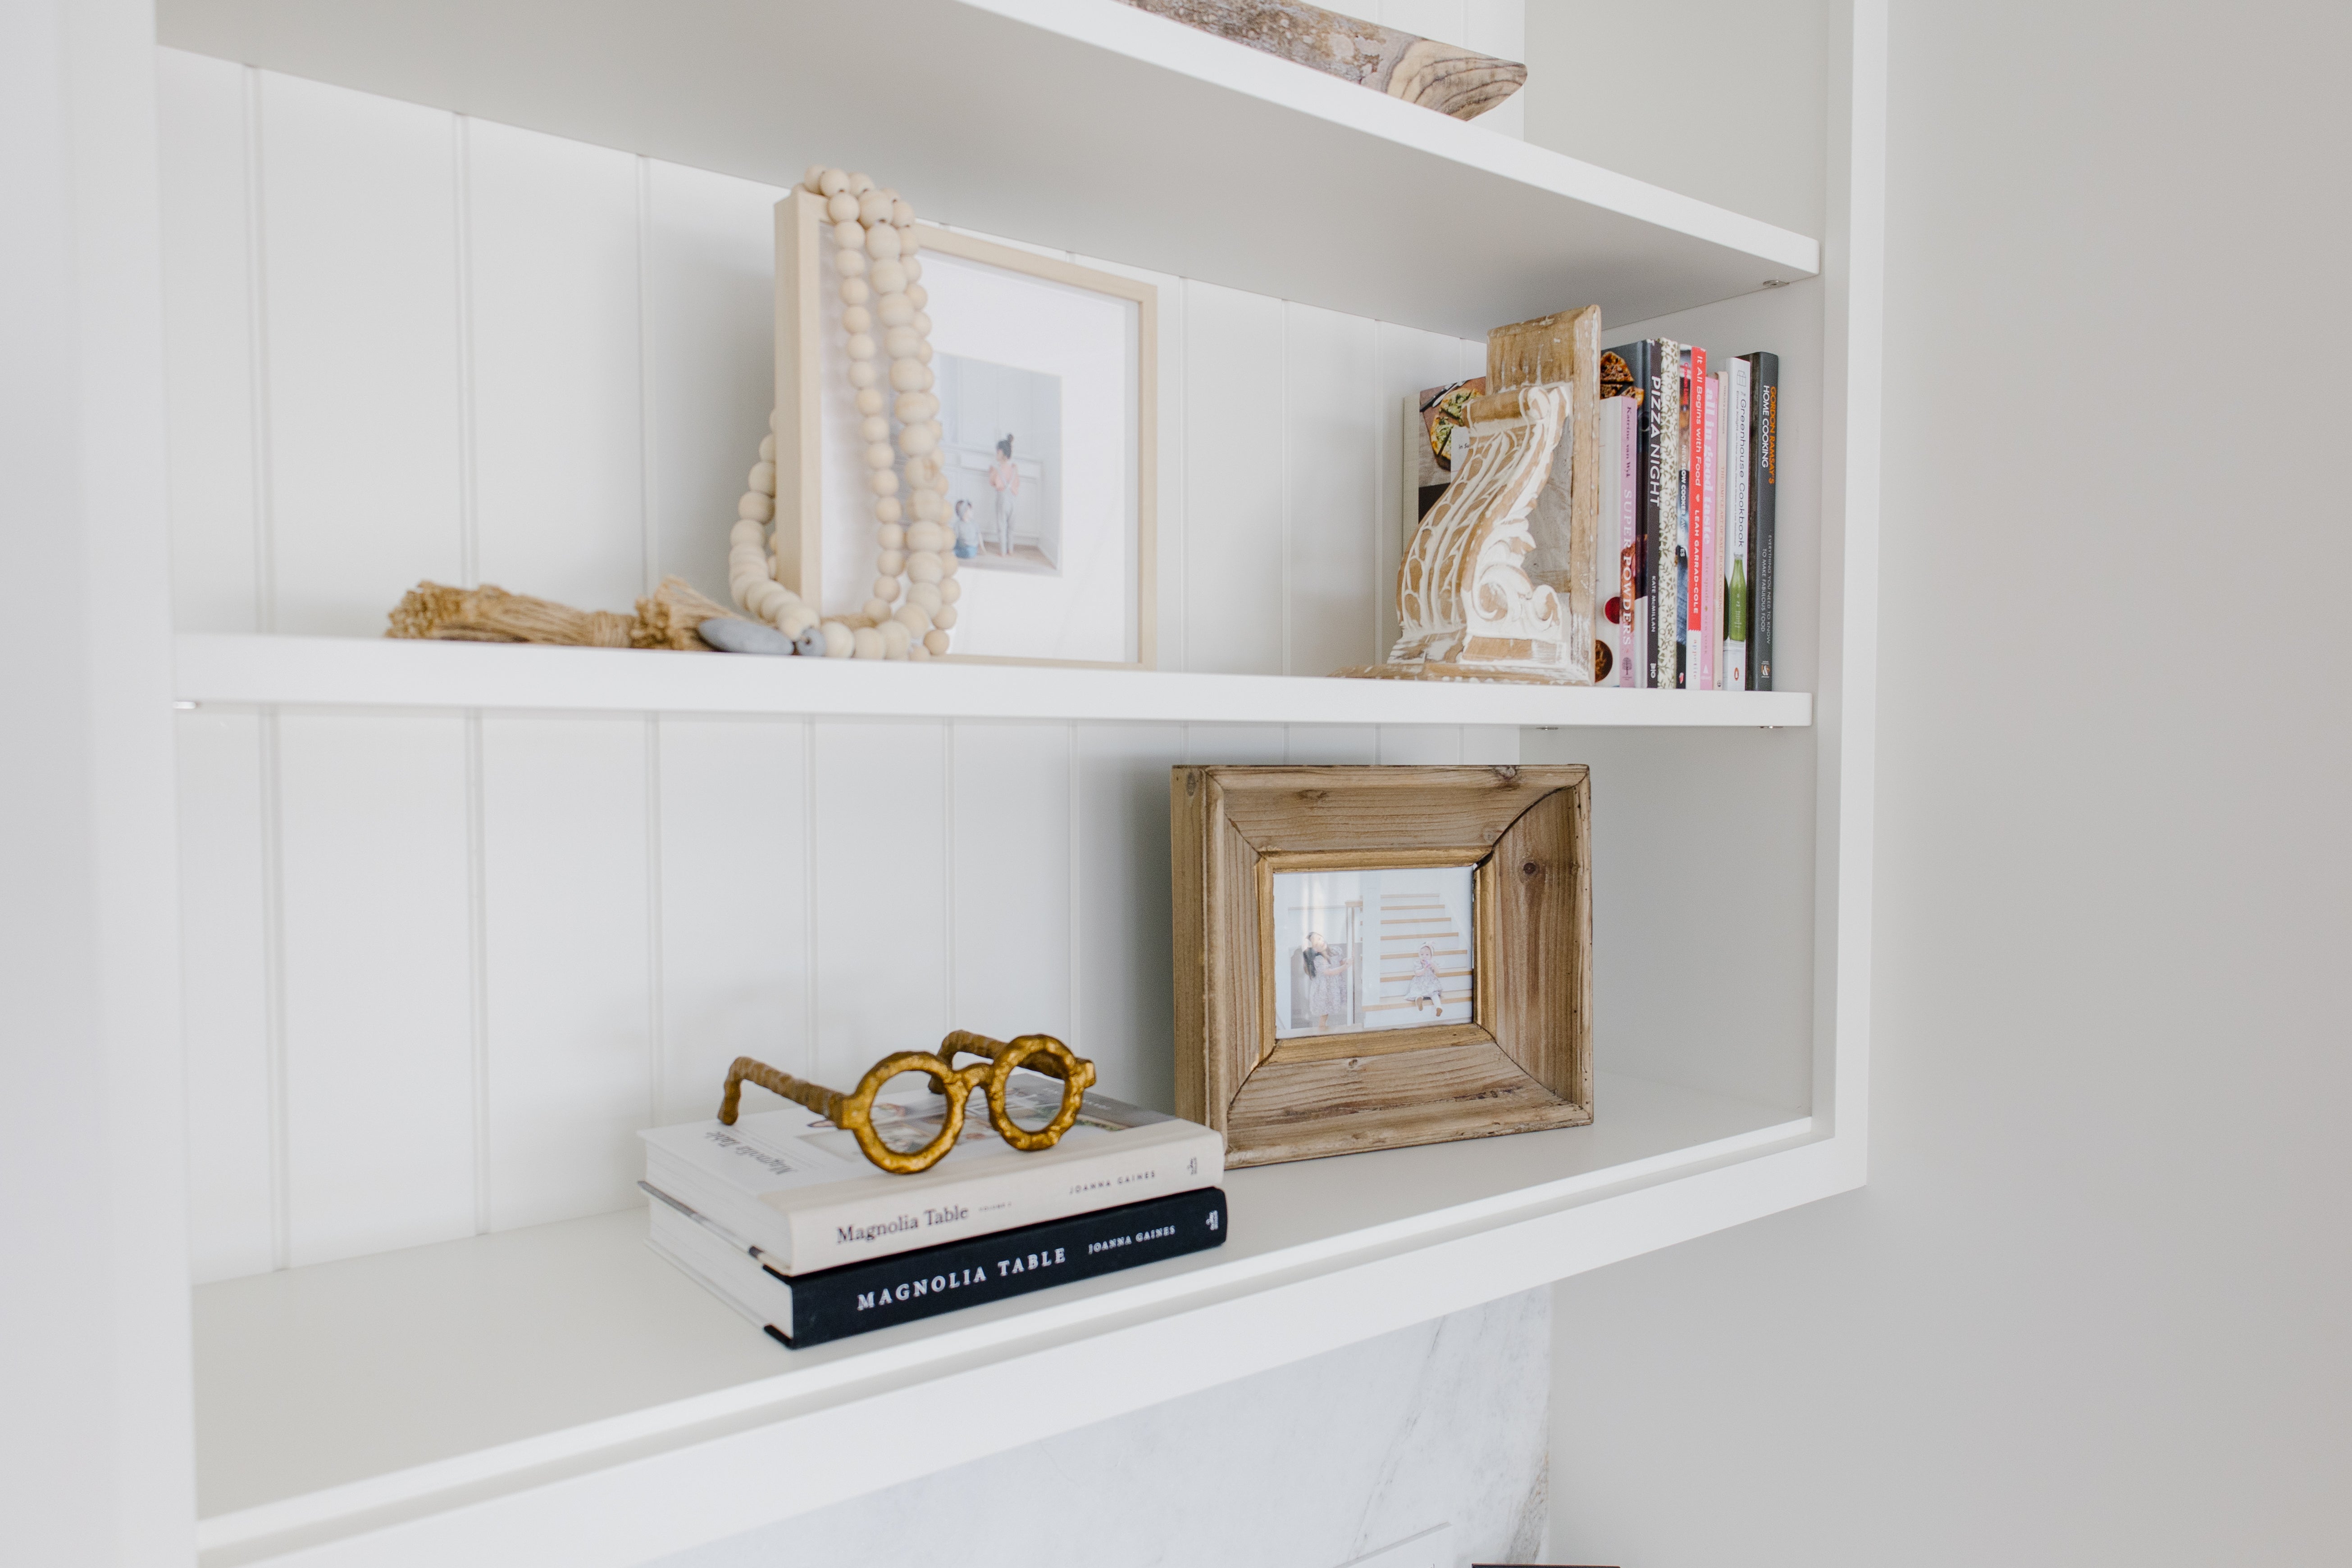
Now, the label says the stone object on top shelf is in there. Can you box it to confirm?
[1116,0,1526,121]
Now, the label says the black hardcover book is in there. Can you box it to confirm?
[648,1183,1228,1348]
[1740,351,1780,690]
[1600,342,1654,687]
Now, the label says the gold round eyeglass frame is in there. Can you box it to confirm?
[718,1030,1098,1175]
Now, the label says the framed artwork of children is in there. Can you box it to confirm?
[1170,765,1593,1168]
[773,188,1158,669]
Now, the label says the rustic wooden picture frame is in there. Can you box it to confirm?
[773,188,1158,669]
[1171,766,1592,1167]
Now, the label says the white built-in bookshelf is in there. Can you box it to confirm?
[151,1,1884,1563]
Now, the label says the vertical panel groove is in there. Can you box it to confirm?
[801,718,818,1072]
[242,67,277,633]
[454,116,480,587]
[644,714,664,1130]
[259,708,290,1270]
[1178,280,1191,673]
[942,722,957,1025]
[635,156,657,596]
[1067,721,1082,1045]
[465,710,491,1233]
[1281,303,1292,677]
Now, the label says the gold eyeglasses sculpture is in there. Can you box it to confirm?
[719,1031,1098,1175]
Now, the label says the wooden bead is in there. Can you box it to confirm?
[884,326,920,358]
[906,524,948,554]
[747,579,786,617]
[852,626,885,660]
[834,220,865,251]
[905,284,928,311]
[877,522,906,550]
[845,333,876,361]
[915,341,933,364]
[902,257,922,283]
[938,552,959,577]
[836,249,868,277]
[869,469,898,495]
[893,390,937,422]
[880,620,911,657]
[859,414,889,443]
[847,360,878,388]
[782,604,820,638]
[864,442,893,469]
[855,387,886,416]
[869,260,907,294]
[893,200,916,229]
[898,228,920,257]
[863,591,895,618]
[910,312,932,337]
[874,497,902,525]
[902,455,934,487]
[889,359,932,392]
[826,191,861,223]
[939,578,962,604]
[876,292,913,326]
[907,643,930,661]
[933,605,958,630]
[738,490,774,522]
[839,277,870,306]
[923,629,950,656]
[846,171,874,196]
[731,518,766,549]
[758,433,775,463]
[842,305,872,334]
[876,549,906,576]
[804,164,829,193]
[898,423,937,456]
[907,552,944,583]
[894,604,931,636]
[749,460,776,494]
[817,168,849,197]
[911,489,943,521]
[865,224,902,260]
[857,189,893,224]
[908,580,942,613]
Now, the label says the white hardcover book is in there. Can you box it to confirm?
[640,1080,1222,1275]
[1722,359,1752,690]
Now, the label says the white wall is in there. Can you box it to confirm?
[156,51,1520,1284]
[1535,2,2352,1561]
[2,2,197,1564]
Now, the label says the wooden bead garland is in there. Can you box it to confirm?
[726,164,963,660]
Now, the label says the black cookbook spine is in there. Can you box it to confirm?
[772,1187,1228,1347]
[1741,352,1778,690]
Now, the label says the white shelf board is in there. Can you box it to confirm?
[194,1071,1842,1567]
[156,0,1818,337]
[175,634,1814,728]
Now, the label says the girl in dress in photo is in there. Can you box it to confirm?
[1404,941,1445,1017]
[1303,930,1352,1033]
[988,434,1021,557]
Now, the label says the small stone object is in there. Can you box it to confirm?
[1116,0,1525,121]
[698,616,799,656]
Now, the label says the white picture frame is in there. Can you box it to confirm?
[773,189,1158,669]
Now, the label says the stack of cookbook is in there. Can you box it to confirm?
[640,1075,1227,1348]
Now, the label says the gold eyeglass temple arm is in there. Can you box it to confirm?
[719,1055,848,1127]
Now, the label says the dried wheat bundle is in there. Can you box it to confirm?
[387,577,738,652]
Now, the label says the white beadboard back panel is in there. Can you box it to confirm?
[478,716,652,1231]
[274,713,475,1267]
[159,57,1527,1280]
